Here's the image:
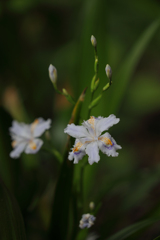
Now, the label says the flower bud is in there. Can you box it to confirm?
[91,35,97,47]
[62,88,68,96]
[62,88,75,105]
[105,64,112,79]
[48,64,57,83]
[89,201,95,210]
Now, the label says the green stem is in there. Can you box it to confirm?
[42,146,63,163]
[48,88,87,240]
[87,92,94,119]
[80,160,88,212]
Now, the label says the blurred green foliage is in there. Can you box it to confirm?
[1,0,160,239]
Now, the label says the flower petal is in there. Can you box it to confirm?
[98,132,121,157]
[95,114,120,135]
[82,120,95,137]
[68,150,86,164]
[79,213,96,229]
[25,139,43,154]
[85,142,100,165]
[10,142,27,159]
[9,121,31,139]
[33,118,51,138]
[64,123,89,139]
[68,139,86,163]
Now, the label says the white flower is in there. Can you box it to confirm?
[64,115,121,165]
[9,118,51,159]
[79,213,96,229]
[48,64,57,83]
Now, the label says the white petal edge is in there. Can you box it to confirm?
[98,132,121,157]
[68,150,86,164]
[10,142,27,159]
[25,139,43,154]
[85,142,100,165]
[95,114,120,135]
[9,121,31,139]
[33,118,51,138]
[64,123,90,139]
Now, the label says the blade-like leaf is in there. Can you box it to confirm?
[106,218,159,240]
[0,176,27,240]
[154,236,160,240]
[106,19,160,115]
[0,107,13,189]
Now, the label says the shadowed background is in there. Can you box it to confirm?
[1,0,160,240]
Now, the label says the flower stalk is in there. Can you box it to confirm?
[49,64,75,105]
[48,88,87,240]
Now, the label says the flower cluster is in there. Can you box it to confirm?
[64,114,121,165]
[9,118,51,158]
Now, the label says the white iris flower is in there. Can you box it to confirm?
[79,213,96,229]
[64,115,121,165]
[9,118,51,158]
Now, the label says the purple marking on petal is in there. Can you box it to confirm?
[74,150,82,155]
[104,140,114,149]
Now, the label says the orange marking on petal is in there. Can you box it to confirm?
[99,136,112,146]
[73,142,83,152]
[29,141,37,150]
[88,116,95,129]
[11,140,17,148]
[31,119,39,133]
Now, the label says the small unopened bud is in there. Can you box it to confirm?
[48,64,57,83]
[89,202,95,210]
[62,88,68,96]
[62,88,75,105]
[91,35,97,47]
[105,64,112,79]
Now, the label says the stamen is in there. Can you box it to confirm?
[99,136,113,146]
[88,116,95,129]
[29,141,37,150]
[73,142,83,152]
[31,119,39,134]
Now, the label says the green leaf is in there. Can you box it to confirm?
[106,19,160,115]
[0,176,27,240]
[0,107,14,189]
[154,236,160,240]
[106,218,159,240]
[124,74,160,116]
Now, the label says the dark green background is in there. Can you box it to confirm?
[1,0,160,239]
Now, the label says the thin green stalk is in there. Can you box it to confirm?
[42,146,63,163]
[87,92,94,119]
[79,160,88,211]
[48,88,87,240]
